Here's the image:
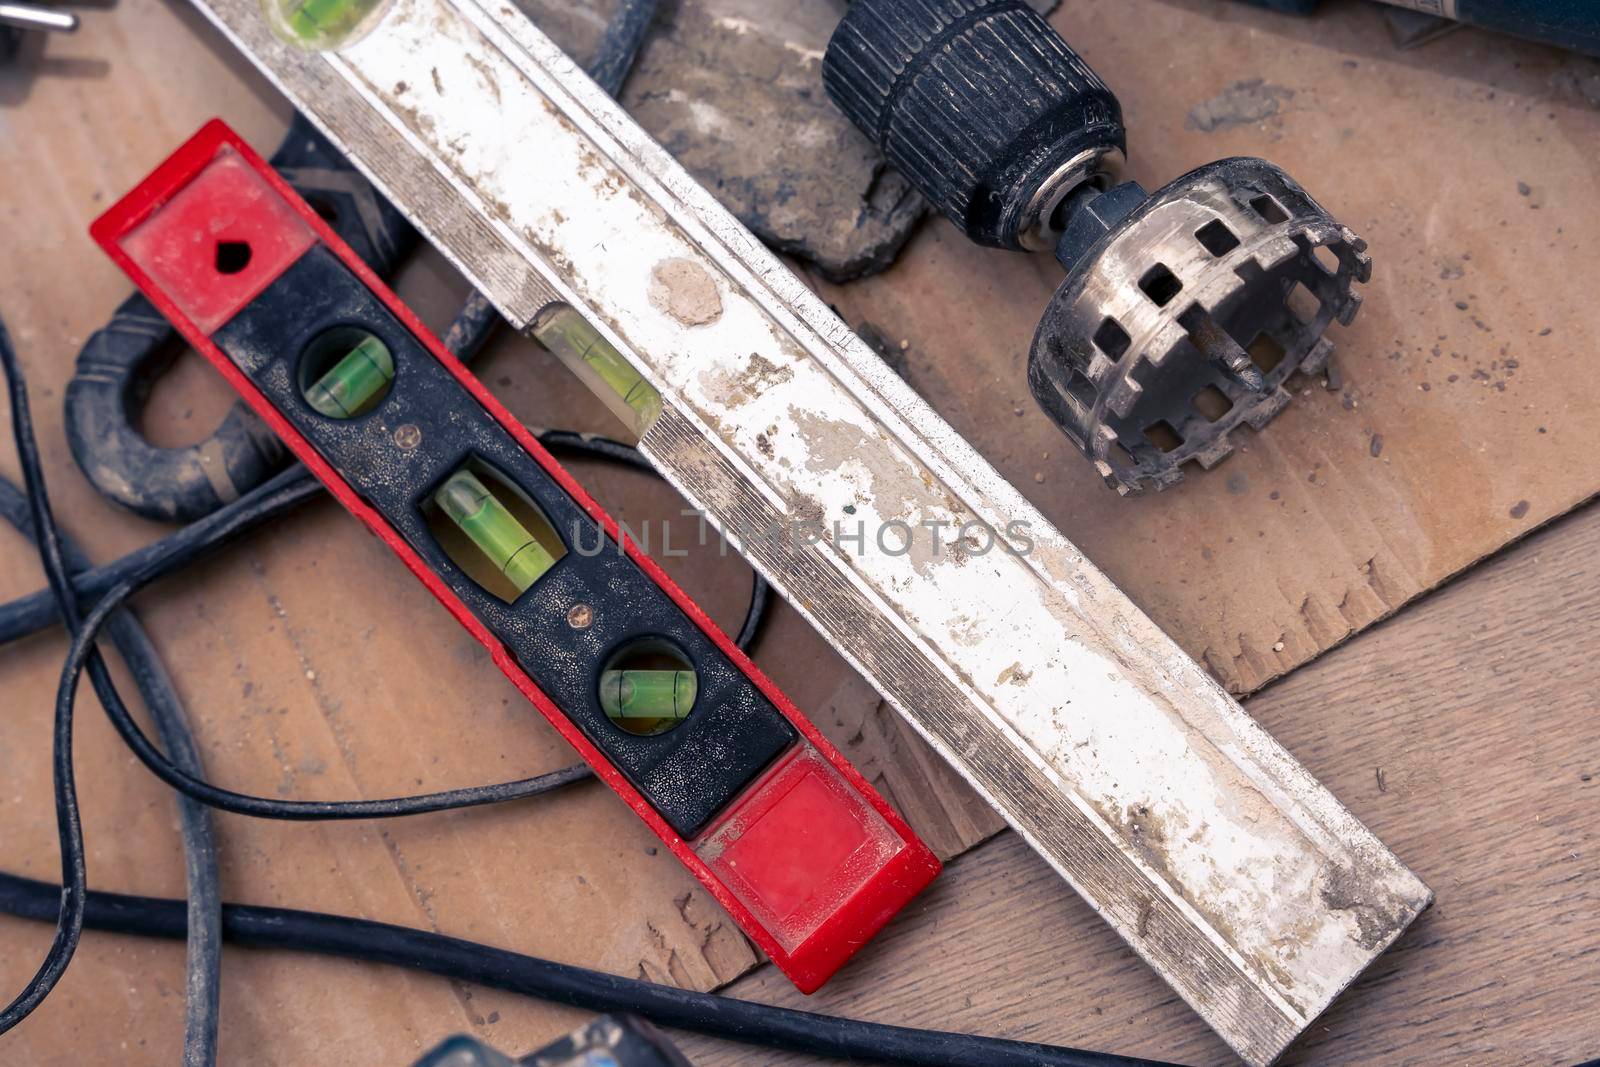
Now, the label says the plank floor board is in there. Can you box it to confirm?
[679,498,1600,1066]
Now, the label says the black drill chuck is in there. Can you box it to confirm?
[823,0,1125,251]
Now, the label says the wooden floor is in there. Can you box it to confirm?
[677,495,1600,1067]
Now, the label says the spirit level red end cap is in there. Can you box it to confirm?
[696,745,940,992]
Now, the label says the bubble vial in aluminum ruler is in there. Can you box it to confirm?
[174,1,1432,1061]
[91,121,941,995]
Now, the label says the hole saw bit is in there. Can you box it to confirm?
[824,0,1371,495]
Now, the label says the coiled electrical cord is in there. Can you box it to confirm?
[1,312,90,1037]
[0,303,1166,1067]
[0,282,769,1051]
[0,477,222,1065]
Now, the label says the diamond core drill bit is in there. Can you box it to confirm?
[824,0,1370,494]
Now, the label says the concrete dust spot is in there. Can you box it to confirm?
[1187,79,1296,133]
[649,258,724,326]
[995,662,1033,687]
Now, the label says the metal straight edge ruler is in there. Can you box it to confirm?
[182,1,1433,1062]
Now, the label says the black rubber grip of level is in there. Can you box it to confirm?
[823,0,1125,250]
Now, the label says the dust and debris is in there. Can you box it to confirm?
[855,320,909,378]
[1369,434,1384,459]
[1375,768,1387,794]
[1318,864,1399,951]
[1436,256,1465,280]
[601,0,925,279]
[1186,79,1296,133]
[464,53,503,105]
[995,662,1033,687]
[716,352,794,412]
[1510,500,1530,519]
[1549,57,1600,109]
[648,258,723,326]
[1517,181,1532,197]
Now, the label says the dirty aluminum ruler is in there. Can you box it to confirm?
[185,1,1432,1062]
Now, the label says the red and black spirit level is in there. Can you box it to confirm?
[91,120,939,993]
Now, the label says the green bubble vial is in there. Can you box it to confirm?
[434,470,557,594]
[532,305,661,436]
[266,0,390,49]
[303,333,395,419]
[599,669,697,723]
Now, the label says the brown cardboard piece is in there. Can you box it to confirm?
[1,0,1597,1061]
[818,0,1600,694]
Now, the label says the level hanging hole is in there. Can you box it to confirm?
[298,326,395,419]
[600,638,697,736]
[424,458,568,603]
[214,240,253,275]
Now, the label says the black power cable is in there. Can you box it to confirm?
[0,873,1174,1067]
[0,295,625,1030]
[0,477,222,1066]
[0,333,780,824]
[0,297,768,1045]
[0,311,89,1036]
